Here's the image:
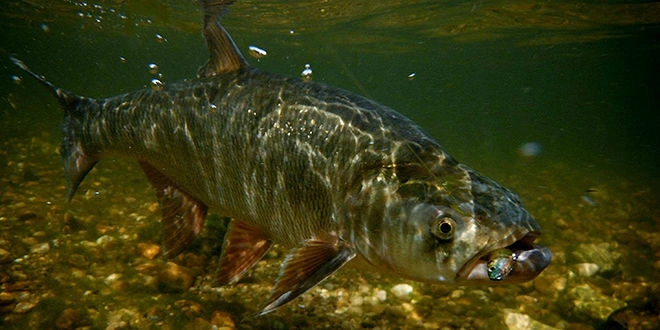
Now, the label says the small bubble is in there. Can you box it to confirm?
[150,79,164,91]
[248,45,267,59]
[407,72,416,80]
[289,29,295,34]
[40,23,50,33]
[148,63,159,75]
[519,142,542,157]
[155,33,167,43]
[11,75,22,85]
[301,63,312,82]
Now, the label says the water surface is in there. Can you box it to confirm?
[1,0,658,329]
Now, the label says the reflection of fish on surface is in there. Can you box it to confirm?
[10,0,551,316]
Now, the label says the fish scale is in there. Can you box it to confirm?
[10,0,551,316]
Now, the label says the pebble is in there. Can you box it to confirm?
[390,283,413,300]
[14,301,36,314]
[349,294,363,306]
[30,242,50,254]
[563,283,627,322]
[533,274,566,296]
[148,202,160,213]
[175,299,203,318]
[0,292,16,305]
[0,248,11,263]
[68,254,89,268]
[96,235,116,249]
[450,289,464,298]
[374,289,387,302]
[210,310,235,329]
[104,273,126,291]
[18,212,37,221]
[569,242,621,275]
[137,242,161,259]
[159,262,194,292]
[106,308,140,330]
[504,310,558,330]
[575,263,600,277]
[55,308,81,329]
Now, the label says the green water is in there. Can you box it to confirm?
[1,1,658,329]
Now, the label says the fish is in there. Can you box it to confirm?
[10,0,551,316]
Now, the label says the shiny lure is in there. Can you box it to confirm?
[11,0,551,316]
[487,249,516,281]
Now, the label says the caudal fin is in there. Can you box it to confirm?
[9,56,75,107]
[10,55,99,201]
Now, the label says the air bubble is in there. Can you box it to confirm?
[150,79,164,91]
[519,142,542,157]
[155,34,167,43]
[148,63,159,75]
[248,45,267,59]
[301,64,312,82]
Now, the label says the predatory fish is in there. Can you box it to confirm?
[11,0,551,315]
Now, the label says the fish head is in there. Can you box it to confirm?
[350,155,551,284]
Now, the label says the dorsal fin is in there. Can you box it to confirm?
[198,0,248,77]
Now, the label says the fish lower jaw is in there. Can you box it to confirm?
[456,232,552,283]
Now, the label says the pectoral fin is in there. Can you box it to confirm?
[258,239,356,316]
[139,161,208,257]
[217,220,272,285]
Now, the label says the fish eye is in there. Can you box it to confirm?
[431,216,455,241]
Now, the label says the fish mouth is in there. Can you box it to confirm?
[457,232,552,283]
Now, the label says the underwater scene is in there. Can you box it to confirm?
[1,0,659,329]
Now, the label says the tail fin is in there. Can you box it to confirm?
[9,56,76,108]
[10,55,99,201]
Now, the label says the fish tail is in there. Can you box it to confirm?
[10,55,99,201]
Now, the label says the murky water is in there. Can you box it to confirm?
[1,1,658,329]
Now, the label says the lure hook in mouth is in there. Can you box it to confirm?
[458,232,552,283]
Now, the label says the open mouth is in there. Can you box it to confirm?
[457,232,552,283]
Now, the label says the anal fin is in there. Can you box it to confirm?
[258,239,356,316]
[139,161,208,257]
[62,143,98,201]
[216,220,272,285]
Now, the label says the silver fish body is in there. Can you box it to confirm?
[11,0,551,316]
